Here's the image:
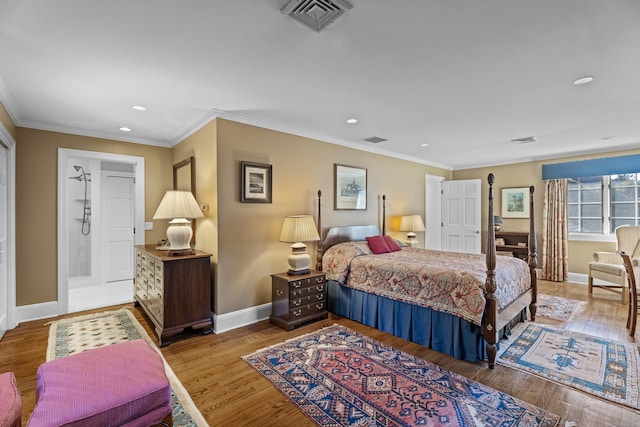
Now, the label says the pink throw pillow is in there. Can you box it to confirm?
[366,236,390,254]
[382,235,402,252]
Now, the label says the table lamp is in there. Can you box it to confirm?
[279,215,320,275]
[399,214,425,247]
[153,190,204,255]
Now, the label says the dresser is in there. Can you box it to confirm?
[270,270,327,331]
[134,245,213,346]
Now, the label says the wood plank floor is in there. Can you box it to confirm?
[1,280,639,426]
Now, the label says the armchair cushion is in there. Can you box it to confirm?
[589,262,625,277]
[593,251,623,264]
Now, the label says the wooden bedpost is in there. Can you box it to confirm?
[483,173,498,369]
[528,185,537,320]
[316,190,323,271]
[382,195,386,235]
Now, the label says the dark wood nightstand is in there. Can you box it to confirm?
[270,270,327,331]
[495,231,529,261]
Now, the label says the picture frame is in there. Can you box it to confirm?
[241,161,272,203]
[501,187,529,218]
[334,164,367,210]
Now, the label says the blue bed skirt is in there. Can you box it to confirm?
[327,281,487,362]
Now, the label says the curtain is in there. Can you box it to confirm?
[542,179,568,281]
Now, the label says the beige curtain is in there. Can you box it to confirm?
[542,179,568,281]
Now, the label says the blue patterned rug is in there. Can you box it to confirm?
[497,323,640,411]
[47,309,209,426]
[244,324,560,426]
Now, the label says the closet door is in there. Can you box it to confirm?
[0,143,8,338]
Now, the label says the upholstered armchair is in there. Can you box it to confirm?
[588,225,640,304]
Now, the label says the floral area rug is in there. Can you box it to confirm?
[243,324,560,426]
[536,294,584,322]
[497,323,640,411]
[47,308,209,427]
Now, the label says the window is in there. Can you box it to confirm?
[568,173,640,234]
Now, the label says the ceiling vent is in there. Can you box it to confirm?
[363,136,387,144]
[281,0,353,32]
[510,136,536,144]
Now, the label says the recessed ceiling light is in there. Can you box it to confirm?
[132,105,146,111]
[346,118,358,124]
[119,127,132,132]
[573,76,594,85]
[420,143,429,147]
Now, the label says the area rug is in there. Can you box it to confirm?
[536,294,584,322]
[46,308,209,427]
[496,323,640,411]
[243,324,560,426]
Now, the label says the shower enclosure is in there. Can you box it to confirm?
[59,149,145,314]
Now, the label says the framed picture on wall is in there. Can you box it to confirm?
[334,164,367,210]
[241,161,272,203]
[501,187,529,218]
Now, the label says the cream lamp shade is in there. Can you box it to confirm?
[279,215,320,275]
[399,214,425,247]
[153,190,204,255]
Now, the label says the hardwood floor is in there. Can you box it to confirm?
[1,280,639,426]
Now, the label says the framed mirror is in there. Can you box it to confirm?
[173,156,197,244]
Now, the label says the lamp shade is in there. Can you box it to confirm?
[279,215,320,243]
[399,215,425,232]
[153,190,204,220]
[493,215,503,225]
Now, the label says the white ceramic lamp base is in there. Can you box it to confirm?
[287,242,311,275]
[166,218,194,255]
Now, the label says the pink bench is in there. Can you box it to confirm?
[27,339,172,427]
[0,372,22,427]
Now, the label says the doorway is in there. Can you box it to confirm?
[58,148,145,314]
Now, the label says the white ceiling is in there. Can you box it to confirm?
[1,0,639,170]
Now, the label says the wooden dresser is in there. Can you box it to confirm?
[134,245,213,346]
[270,270,327,331]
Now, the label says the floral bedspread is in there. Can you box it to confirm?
[322,241,531,326]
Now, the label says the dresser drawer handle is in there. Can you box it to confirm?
[315,303,324,310]
[316,294,324,300]
[292,281,302,288]
[293,299,301,306]
[293,309,302,317]
[316,285,324,292]
[276,289,283,296]
[315,277,324,283]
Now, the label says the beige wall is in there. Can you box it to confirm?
[214,119,450,314]
[16,128,173,306]
[0,102,17,141]
[453,147,640,275]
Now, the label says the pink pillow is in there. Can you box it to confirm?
[366,236,390,254]
[382,235,402,252]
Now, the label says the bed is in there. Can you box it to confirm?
[315,173,537,368]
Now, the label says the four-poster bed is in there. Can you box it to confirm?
[314,173,538,368]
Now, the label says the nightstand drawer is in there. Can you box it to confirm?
[289,301,325,320]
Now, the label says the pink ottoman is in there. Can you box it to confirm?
[27,339,172,427]
[0,372,22,427]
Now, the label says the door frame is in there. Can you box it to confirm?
[0,123,16,335]
[58,148,145,315]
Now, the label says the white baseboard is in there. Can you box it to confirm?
[568,272,588,285]
[213,302,272,334]
[16,301,61,324]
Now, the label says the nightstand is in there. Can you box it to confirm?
[270,270,327,331]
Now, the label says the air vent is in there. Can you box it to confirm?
[510,136,536,144]
[363,136,387,144]
[281,0,353,32]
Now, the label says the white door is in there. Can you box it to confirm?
[103,173,135,282]
[0,144,8,338]
[441,179,482,253]
[425,175,445,250]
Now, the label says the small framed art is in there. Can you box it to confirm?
[241,161,272,203]
[501,187,529,218]
[334,164,367,210]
